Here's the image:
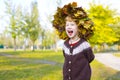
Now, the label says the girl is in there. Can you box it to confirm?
[52,2,95,80]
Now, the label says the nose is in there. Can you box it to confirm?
[66,26,72,30]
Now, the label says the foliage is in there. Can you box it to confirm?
[28,1,41,51]
[0,33,13,48]
[111,16,120,45]
[113,53,120,57]
[5,1,41,51]
[52,2,94,40]
[4,1,22,51]
[0,33,4,45]
[41,30,57,49]
[88,3,118,45]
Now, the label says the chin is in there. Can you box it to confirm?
[68,35,74,38]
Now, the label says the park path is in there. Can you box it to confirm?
[0,53,60,65]
[95,53,120,71]
[1,52,120,70]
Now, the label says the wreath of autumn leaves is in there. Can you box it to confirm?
[52,2,94,40]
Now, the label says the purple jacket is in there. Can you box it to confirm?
[63,38,95,80]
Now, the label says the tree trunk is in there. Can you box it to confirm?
[32,42,35,51]
[13,38,16,51]
[54,36,58,52]
[23,38,27,51]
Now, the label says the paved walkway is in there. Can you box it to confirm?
[95,53,120,71]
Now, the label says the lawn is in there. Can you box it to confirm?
[113,53,120,57]
[0,49,120,80]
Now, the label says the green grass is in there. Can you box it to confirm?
[0,50,64,63]
[91,60,120,80]
[0,49,120,80]
[113,53,120,57]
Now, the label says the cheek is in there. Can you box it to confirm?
[65,26,67,30]
[73,30,78,35]
[65,27,67,32]
[73,26,78,32]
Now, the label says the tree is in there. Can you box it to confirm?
[4,1,22,51]
[88,3,118,46]
[111,16,120,50]
[17,1,41,51]
[20,12,31,50]
[28,1,41,51]
[41,30,57,50]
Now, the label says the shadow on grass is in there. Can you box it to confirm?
[0,50,59,55]
[0,63,63,80]
[0,51,64,64]
[0,53,63,80]
[105,71,120,80]
[0,50,63,80]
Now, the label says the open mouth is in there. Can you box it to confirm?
[67,30,73,36]
[68,30,73,33]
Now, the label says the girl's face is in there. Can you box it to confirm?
[65,21,79,39]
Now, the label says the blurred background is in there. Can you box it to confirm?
[0,0,120,52]
[1,0,120,80]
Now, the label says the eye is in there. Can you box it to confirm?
[66,24,69,26]
[71,23,75,26]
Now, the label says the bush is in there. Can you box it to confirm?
[0,44,4,49]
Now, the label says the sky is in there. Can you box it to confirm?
[0,0,120,33]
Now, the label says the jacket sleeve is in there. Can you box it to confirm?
[84,47,95,63]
